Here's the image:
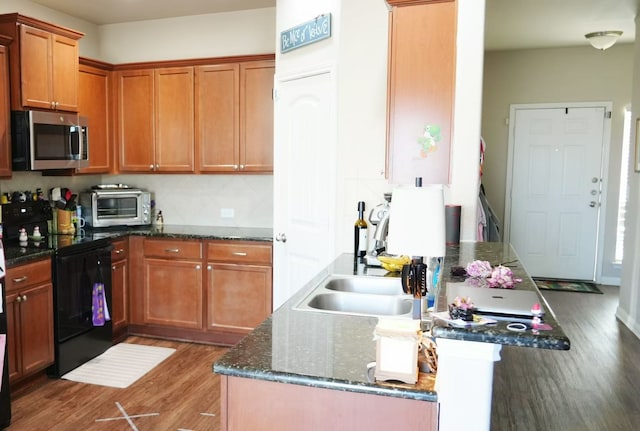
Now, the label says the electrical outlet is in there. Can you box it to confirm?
[221,208,235,218]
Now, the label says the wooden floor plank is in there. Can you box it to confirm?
[7,337,228,431]
[491,285,640,430]
[7,285,640,430]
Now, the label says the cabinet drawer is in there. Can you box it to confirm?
[6,258,52,291]
[207,241,272,265]
[111,239,129,261]
[143,239,202,260]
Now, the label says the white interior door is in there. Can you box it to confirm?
[508,106,607,280]
[272,68,337,309]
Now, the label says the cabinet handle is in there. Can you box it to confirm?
[165,248,180,253]
[22,295,27,302]
[234,164,239,169]
[240,164,245,170]
[195,265,201,270]
[149,164,154,170]
[232,252,248,256]
[16,296,22,303]
[207,265,212,270]
[115,249,124,254]
[112,265,116,270]
[12,275,28,283]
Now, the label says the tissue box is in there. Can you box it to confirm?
[374,318,422,384]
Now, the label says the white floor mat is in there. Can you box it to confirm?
[61,343,176,388]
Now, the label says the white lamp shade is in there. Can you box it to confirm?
[386,185,446,258]
[585,31,622,50]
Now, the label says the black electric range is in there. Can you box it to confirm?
[1,200,114,377]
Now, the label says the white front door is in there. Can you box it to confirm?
[508,105,608,280]
[272,68,337,309]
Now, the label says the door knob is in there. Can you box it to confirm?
[275,233,287,243]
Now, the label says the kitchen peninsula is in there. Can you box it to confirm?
[214,242,570,430]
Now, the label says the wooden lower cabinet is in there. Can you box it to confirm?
[206,241,272,335]
[128,237,272,344]
[111,238,129,341]
[206,263,271,333]
[220,376,438,431]
[5,258,55,384]
[143,258,203,329]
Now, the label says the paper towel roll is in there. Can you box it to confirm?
[386,185,446,257]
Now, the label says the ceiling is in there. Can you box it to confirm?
[28,0,639,50]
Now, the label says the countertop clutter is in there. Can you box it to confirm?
[214,242,570,402]
[3,225,273,267]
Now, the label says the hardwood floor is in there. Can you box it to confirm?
[6,337,229,431]
[6,286,640,430]
[492,285,640,431]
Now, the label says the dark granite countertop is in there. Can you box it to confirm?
[214,242,570,402]
[3,225,273,267]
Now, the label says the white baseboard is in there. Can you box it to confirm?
[598,276,620,286]
[616,307,640,340]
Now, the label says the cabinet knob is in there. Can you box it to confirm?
[115,249,124,254]
[13,275,28,283]
[16,296,22,303]
[112,265,116,270]
[234,165,239,169]
[195,265,201,270]
[275,233,287,243]
[22,295,27,302]
[150,164,154,170]
[240,164,245,170]
[207,265,212,270]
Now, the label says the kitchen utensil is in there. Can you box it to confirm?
[50,187,61,202]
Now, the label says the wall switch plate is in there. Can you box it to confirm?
[221,208,235,218]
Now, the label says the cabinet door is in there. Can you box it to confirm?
[207,263,272,333]
[117,69,155,171]
[195,64,239,172]
[18,283,55,377]
[0,44,10,177]
[240,61,274,172]
[5,291,22,382]
[143,258,203,329]
[19,24,52,109]
[77,64,111,173]
[386,2,456,184]
[155,67,195,172]
[51,34,79,111]
[111,258,128,334]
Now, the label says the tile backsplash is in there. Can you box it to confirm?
[0,172,274,228]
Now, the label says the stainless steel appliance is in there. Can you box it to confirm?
[11,110,89,171]
[1,201,113,378]
[80,185,151,228]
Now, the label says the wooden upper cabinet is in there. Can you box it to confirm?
[117,69,155,171]
[240,61,274,172]
[77,60,112,174]
[385,1,456,184]
[196,64,239,172]
[0,40,10,178]
[117,67,195,173]
[195,60,273,173]
[155,67,195,172]
[0,14,83,112]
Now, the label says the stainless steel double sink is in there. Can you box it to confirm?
[293,274,413,318]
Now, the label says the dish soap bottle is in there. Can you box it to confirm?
[155,210,164,226]
[354,201,368,260]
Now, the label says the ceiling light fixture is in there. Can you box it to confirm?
[585,31,623,50]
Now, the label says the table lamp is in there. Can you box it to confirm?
[386,184,446,319]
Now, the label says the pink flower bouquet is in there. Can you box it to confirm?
[464,260,522,289]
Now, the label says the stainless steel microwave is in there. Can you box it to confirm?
[79,188,152,228]
[11,110,89,170]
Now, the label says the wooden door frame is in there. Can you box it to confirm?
[504,101,612,283]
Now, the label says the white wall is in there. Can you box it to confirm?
[482,44,634,283]
[0,0,100,58]
[617,16,640,338]
[98,8,276,63]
